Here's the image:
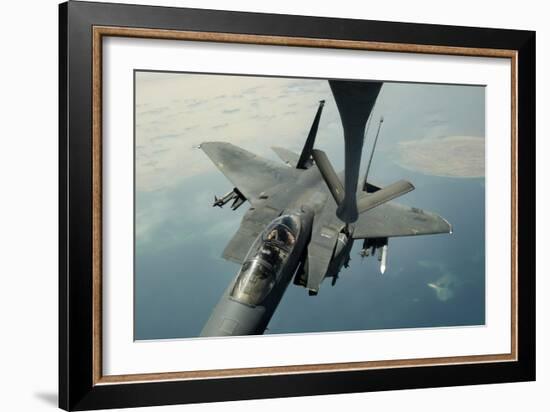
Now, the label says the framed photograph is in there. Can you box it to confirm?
[59,1,535,410]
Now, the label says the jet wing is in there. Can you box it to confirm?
[222,204,282,264]
[352,202,452,239]
[201,142,299,204]
[222,220,264,264]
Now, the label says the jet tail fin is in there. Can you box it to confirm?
[296,100,325,169]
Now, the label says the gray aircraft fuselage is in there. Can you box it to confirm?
[200,166,353,337]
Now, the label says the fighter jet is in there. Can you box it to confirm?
[199,80,452,337]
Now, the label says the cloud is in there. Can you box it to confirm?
[212,123,229,130]
[134,73,335,192]
[427,274,456,302]
[138,106,169,116]
[150,133,184,142]
[134,73,483,192]
[184,98,206,108]
[419,261,461,302]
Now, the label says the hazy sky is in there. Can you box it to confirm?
[134,71,485,340]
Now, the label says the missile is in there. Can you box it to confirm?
[213,189,238,207]
[380,244,388,274]
[231,196,246,210]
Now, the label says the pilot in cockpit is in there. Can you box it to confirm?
[266,225,296,247]
[257,225,293,269]
[259,245,277,267]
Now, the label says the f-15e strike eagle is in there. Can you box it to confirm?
[199,80,452,337]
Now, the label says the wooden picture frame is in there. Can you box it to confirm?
[59,1,535,410]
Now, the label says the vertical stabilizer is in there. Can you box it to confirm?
[297,100,325,169]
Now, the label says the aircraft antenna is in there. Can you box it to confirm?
[364,111,373,141]
[363,116,384,191]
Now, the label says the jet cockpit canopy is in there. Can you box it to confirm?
[230,215,301,306]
